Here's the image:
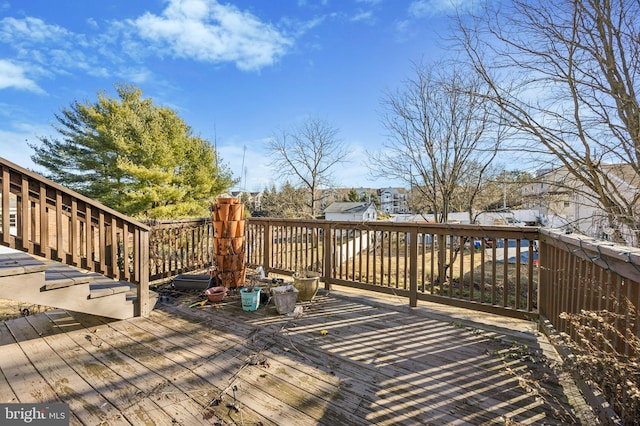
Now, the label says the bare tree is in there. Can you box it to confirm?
[456,0,640,244]
[369,61,502,223]
[269,117,351,217]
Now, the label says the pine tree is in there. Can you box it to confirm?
[31,83,236,219]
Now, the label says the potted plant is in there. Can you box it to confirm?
[293,264,320,301]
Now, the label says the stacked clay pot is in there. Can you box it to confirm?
[212,197,245,288]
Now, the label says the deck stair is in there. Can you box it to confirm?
[0,246,156,319]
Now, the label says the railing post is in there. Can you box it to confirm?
[536,238,546,317]
[39,185,48,257]
[19,176,29,251]
[137,229,150,317]
[323,222,332,291]
[409,226,418,307]
[263,220,272,275]
[438,234,446,293]
[1,166,10,245]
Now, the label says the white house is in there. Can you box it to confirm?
[521,164,640,244]
[378,188,410,214]
[324,202,378,222]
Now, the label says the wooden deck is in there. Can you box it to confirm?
[0,287,596,425]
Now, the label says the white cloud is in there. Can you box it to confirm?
[0,60,44,93]
[119,66,153,84]
[356,0,384,5]
[0,1,296,92]
[351,10,375,23]
[86,18,99,29]
[133,0,293,71]
[0,16,104,80]
[0,16,71,46]
[409,0,473,18]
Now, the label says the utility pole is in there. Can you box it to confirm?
[241,144,246,191]
[503,179,507,209]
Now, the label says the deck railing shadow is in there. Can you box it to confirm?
[234,291,579,424]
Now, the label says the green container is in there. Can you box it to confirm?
[240,286,261,311]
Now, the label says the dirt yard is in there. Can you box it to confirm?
[0,298,54,322]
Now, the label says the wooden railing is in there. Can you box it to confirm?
[148,217,215,281]
[0,157,151,316]
[245,218,541,320]
[538,229,640,357]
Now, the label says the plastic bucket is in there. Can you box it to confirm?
[272,285,298,315]
[240,286,261,311]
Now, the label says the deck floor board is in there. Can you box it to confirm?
[0,289,596,425]
[24,312,177,426]
[5,314,127,425]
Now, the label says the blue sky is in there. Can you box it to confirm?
[0,0,468,192]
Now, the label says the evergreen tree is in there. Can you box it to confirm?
[347,188,359,202]
[364,191,380,209]
[259,182,307,218]
[30,83,235,219]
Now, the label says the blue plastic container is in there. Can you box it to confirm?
[240,286,261,311]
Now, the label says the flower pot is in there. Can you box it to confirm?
[216,253,244,272]
[214,221,224,237]
[272,285,298,314]
[233,220,245,237]
[225,221,239,238]
[229,203,244,221]
[215,203,230,221]
[220,268,245,288]
[214,237,244,255]
[205,286,227,302]
[293,276,320,301]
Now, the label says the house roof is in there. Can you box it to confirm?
[324,202,374,214]
[532,163,640,191]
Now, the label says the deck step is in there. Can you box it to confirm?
[89,280,134,299]
[0,247,156,319]
[44,265,98,290]
[0,251,48,277]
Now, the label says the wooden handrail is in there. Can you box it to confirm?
[245,217,541,320]
[538,229,640,357]
[147,217,215,281]
[0,156,151,316]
